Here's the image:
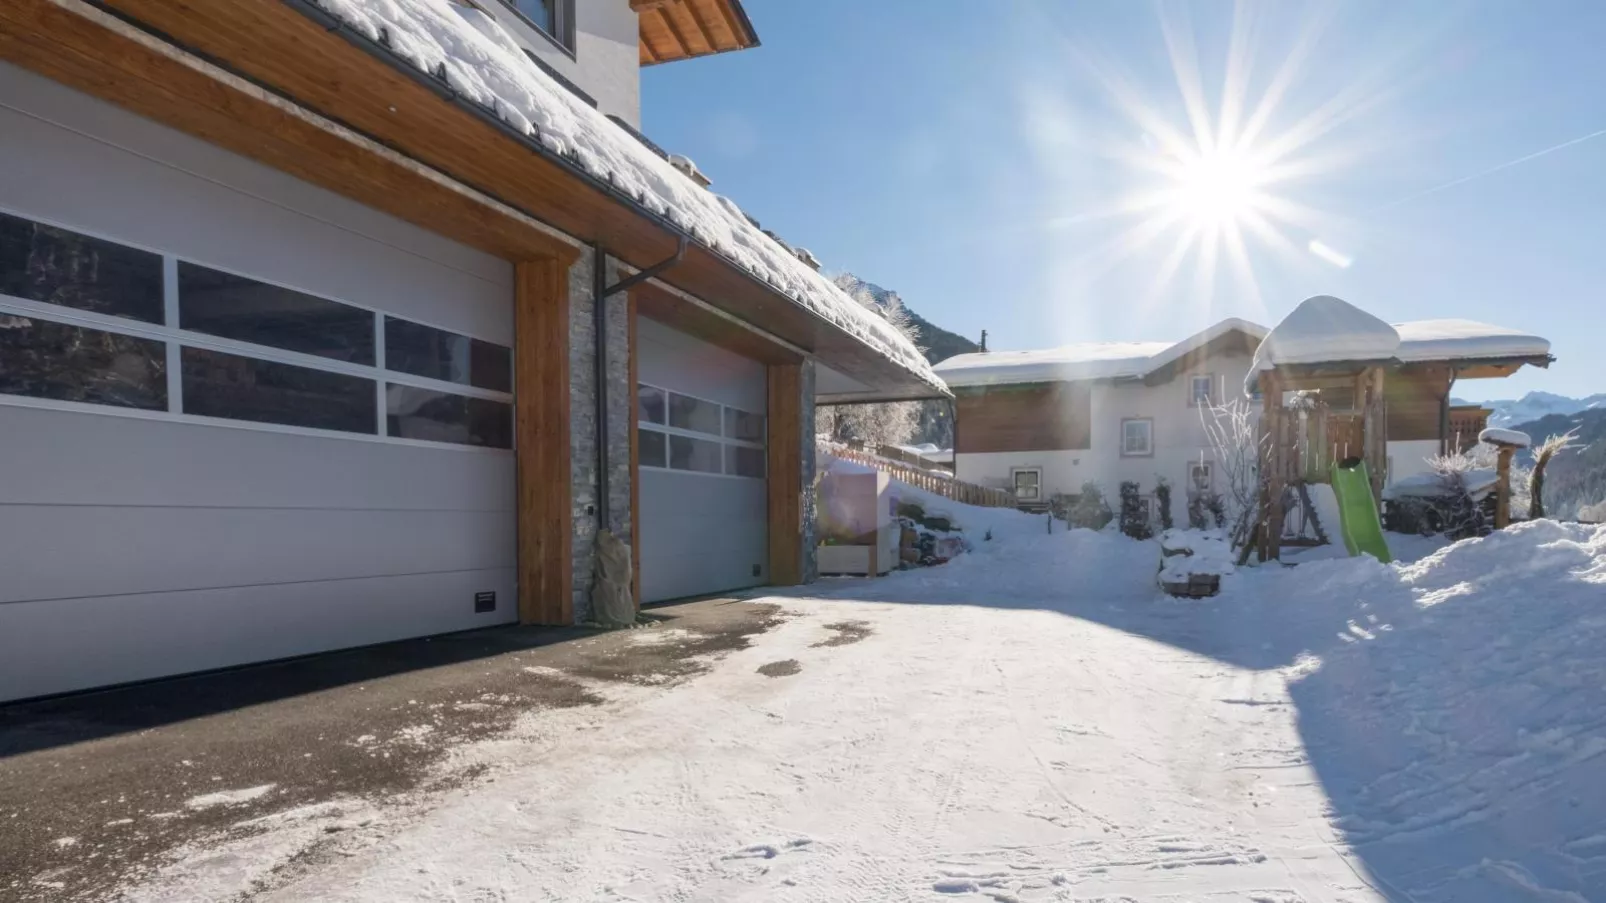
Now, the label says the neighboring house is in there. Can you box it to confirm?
[0,0,944,702]
[934,313,1550,521]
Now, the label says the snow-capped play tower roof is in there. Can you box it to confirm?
[1250,295,1400,372]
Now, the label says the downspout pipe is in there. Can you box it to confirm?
[592,237,687,530]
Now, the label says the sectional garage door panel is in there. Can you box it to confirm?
[0,64,518,702]
[637,317,769,603]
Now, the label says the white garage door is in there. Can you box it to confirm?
[0,64,519,702]
[636,318,768,603]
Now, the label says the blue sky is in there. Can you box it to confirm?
[642,1,1605,402]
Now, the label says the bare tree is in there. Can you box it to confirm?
[814,276,926,449]
[1529,430,1580,520]
[1199,400,1261,552]
[816,401,922,448]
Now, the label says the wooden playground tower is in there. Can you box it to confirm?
[1256,361,1389,562]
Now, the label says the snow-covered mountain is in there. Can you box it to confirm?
[1453,391,1606,428]
[830,273,978,366]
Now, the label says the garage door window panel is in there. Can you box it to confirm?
[179,262,375,365]
[182,346,376,434]
[386,384,512,449]
[725,444,765,478]
[0,210,163,324]
[0,315,167,410]
[668,392,721,436]
[637,384,666,425]
[669,433,724,474]
[639,428,667,468]
[384,317,511,393]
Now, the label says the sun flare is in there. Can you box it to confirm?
[1165,147,1268,228]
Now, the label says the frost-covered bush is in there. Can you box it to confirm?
[1119,481,1154,540]
[1153,477,1175,531]
[1060,482,1114,531]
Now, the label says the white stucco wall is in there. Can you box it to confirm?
[487,0,642,127]
[956,353,1257,525]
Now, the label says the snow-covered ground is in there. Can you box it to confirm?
[121,509,1606,902]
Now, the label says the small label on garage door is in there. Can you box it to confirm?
[474,591,497,613]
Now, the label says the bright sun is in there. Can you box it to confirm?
[1166,148,1268,228]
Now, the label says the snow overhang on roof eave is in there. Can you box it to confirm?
[87,0,937,400]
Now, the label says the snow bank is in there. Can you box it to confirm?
[309,0,940,392]
[1479,426,1532,448]
[1157,528,1235,586]
[1245,521,1606,901]
[1395,318,1551,363]
[1382,468,1500,501]
[1251,295,1399,373]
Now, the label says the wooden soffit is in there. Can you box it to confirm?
[634,0,758,66]
[9,0,936,399]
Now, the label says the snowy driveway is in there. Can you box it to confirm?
[124,520,1606,902]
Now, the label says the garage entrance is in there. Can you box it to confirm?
[635,317,769,602]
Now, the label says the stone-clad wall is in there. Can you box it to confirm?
[567,248,633,623]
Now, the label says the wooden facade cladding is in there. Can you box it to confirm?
[766,363,804,586]
[1385,364,1453,443]
[515,258,576,626]
[953,383,1093,454]
[634,0,758,65]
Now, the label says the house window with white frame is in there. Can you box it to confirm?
[1120,418,1153,457]
[1188,461,1212,493]
[1188,374,1216,407]
[1011,467,1042,502]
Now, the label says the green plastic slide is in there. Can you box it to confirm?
[1329,460,1393,563]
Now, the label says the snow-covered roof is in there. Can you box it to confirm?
[1394,319,1551,363]
[932,319,1266,389]
[1144,318,1269,375]
[1251,295,1399,372]
[933,342,1174,387]
[309,0,941,393]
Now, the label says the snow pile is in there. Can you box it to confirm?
[1250,295,1400,373]
[308,0,940,392]
[1246,520,1606,901]
[1395,318,1551,363]
[1478,426,1532,448]
[1157,528,1235,586]
[1382,468,1500,501]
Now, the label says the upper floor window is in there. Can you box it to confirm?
[1121,418,1154,457]
[503,0,574,51]
[1189,374,1216,407]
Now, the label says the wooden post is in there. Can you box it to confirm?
[515,256,575,625]
[1495,446,1514,529]
[767,363,804,585]
[1259,370,1284,562]
[1361,366,1388,504]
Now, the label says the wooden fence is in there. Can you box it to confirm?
[825,445,1017,508]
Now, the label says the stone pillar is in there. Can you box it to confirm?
[799,359,819,584]
[567,247,634,624]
